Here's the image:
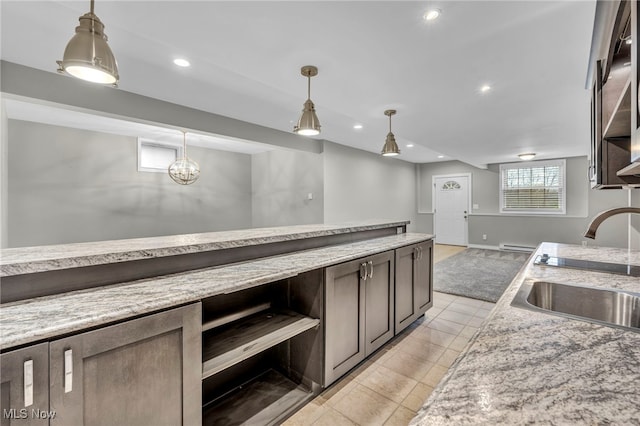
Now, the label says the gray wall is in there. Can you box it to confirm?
[7,120,253,247]
[1,99,8,248]
[251,149,324,228]
[323,141,417,232]
[416,157,631,248]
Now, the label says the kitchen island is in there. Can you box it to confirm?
[411,242,640,425]
[0,220,434,425]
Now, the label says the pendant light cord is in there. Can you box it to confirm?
[307,74,311,100]
[90,0,94,14]
[389,114,392,133]
[182,131,188,157]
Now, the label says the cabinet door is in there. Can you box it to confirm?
[49,303,201,426]
[0,343,49,426]
[364,251,394,355]
[394,244,420,334]
[415,240,434,314]
[325,259,366,386]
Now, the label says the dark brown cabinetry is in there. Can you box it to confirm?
[50,303,202,426]
[0,344,49,426]
[1,305,201,426]
[324,251,395,386]
[589,0,640,187]
[201,272,322,425]
[395,240,434,334]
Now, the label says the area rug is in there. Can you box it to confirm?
[434,248,531,302]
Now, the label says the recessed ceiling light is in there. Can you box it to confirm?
[173,58,191,67]
[406,144,414,148]
[437,155,445,159]
[353,124,363,129]
[424,9,441,21]
[518,153,536,160]
[480,85,491,93]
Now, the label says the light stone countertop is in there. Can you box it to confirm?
[0,232,431,351]
[0,219,408,277]
[411,242,640,425]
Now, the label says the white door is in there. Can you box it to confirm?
[433,175,469,246]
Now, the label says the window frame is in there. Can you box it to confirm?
[499,159,566,215]
[137,138,183,173]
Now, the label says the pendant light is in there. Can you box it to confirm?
[381,109,400,156]
[293,66,321,136]
[57,0,119,86]
[168,131,200,185]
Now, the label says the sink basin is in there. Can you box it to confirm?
[512,281,640,332]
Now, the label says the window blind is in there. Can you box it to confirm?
[499,160,566,214]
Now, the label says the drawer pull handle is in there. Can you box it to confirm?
[24,360,33,407]
[64,349,73,393]
[368,261,373,279]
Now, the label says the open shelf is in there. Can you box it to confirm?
[202,369,313,426]
[202,310,319,379]
[603,76,631,138]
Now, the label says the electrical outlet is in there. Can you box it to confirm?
[482,234,487,240]
[473,204,479,210]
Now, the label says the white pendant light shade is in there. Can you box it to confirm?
[169,132,200,185]
[57,0,119,85]
[294,66,321,136]
[381,110,400,156]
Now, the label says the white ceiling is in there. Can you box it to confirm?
[0,0,596,167]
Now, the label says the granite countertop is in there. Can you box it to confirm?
[411,242,640,425]
[0,219,408,277]
[0,232,431,351]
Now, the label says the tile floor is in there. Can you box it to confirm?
[284,245,495,426]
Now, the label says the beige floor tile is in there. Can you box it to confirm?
[382,349,435,381]
[283,399,329,426]
[438,309,474,325]
[349,359,377,384]
[397,339,446,363]
[446,301,479,316]
[321,375,357,407]
[409,327,457,348]
[383,405,417,426]
[433,291,458,302]
[433,244,466,263]
[401,382,435,412]
[332,383,397,426]
[312,408,357,426]
[426,318,466,335]
[467,316,486,327]
[360,365,417,403]
[454,297,487,309]
[481,301,497,310]
[459,325,479,339]
[448,334,470,352]
[421,364,449,387]
[475,307,493,319]
[435,348,461,368]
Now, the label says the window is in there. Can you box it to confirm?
[499,159,566,214]
[441,180,461,190]
[137,138,182,173]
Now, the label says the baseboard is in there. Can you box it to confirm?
[499,243,536,253]
[467,244,500,250]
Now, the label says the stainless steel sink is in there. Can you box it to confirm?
[512,280,640,332]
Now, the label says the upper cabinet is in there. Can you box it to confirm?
[588,0,640,188]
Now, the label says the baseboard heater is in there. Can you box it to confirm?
[499,243,535,253]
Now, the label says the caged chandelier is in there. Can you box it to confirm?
[168,131,200,185]
[57,0,119,85]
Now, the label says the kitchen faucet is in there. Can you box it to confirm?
[584,207,640,239]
